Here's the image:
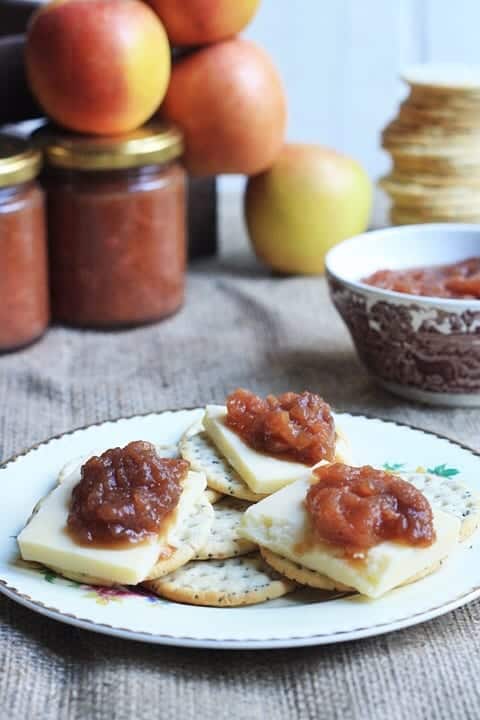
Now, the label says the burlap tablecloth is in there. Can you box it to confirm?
[1,195,479,720]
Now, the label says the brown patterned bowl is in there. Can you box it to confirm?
[325,224,480,406]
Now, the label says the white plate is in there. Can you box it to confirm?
[0,409,479,650]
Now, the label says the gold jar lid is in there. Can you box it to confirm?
[35,123,184,171]
[0,135,42,187]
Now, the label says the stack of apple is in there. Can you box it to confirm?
[26,0,372,274]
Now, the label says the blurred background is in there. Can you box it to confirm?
[3,0,480,185]
[0,1,480,397]
[241,0,479,184]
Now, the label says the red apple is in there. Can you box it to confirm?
[146,0,260,46]
[160,39,287,176]
[26,0,171,135]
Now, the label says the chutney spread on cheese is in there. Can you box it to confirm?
[363,257,480,299]
[225,389,336,465]
[67,441,188,547]
[306,463,435,555]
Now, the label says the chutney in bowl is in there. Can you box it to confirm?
[325,223,480,406]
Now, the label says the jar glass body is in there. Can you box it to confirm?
[44,161,186,328]
[0,180,49,351]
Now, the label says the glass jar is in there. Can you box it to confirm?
[0,135,49,352]
[38,124,186,328]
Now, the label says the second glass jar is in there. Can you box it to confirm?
[39,124,186,328]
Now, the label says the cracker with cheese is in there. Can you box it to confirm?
[49,491,214,586]
[239,474,461,599]
[203,404,351,495]
[19,447,214,587]
[144,553,295,607]
[183,398,350,500]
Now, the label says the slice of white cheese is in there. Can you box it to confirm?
[239,478,460,598]
[18,469,206,586]
[203,405,348,495]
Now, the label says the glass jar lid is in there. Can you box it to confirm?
[0,135,42,187]
[35,123,184,171]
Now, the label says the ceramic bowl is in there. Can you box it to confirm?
[325,224,480,407]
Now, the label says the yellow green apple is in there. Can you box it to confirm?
[245,144,373,274]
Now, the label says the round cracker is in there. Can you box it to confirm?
[195,497,256,560]
[400,472,480,542]
[380,174,480,204]
[144,554,296,607]
[180,431,267,502]
[402,63,480,92]
[260,547,352,591]
[390,208,480,225]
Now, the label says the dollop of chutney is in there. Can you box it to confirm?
[306,463,435,555]
[225,389,335,465]
[67,441,189,546]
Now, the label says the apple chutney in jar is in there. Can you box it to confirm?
[38,124,186,328]
[0,136,49,352]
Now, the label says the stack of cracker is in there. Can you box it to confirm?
[381,64,480,225]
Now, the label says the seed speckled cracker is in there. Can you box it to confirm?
[402,472,480,541]
[195,497,256,560]
[180,430,267,502]
[144,554,296,607]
